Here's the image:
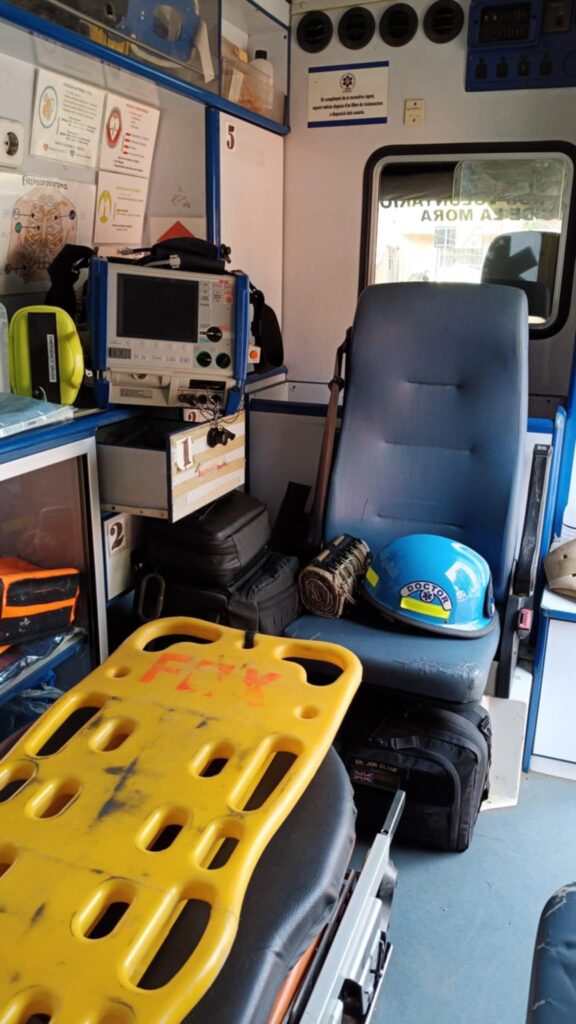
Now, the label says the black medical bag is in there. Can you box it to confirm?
[137,550,300,634]
[143,491,270,588]
[348,702,491,852]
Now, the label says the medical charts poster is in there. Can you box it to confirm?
[30,68,105,167]
[99,94,160,178]
[0,172,96,295]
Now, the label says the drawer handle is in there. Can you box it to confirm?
[207,426,236,448]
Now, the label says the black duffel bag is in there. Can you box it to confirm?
[347,702,491,852]
[144,491,270,589]
[137,550,300,635]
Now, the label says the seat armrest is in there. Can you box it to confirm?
[514,444,551,597]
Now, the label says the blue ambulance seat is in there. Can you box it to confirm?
[286,282,528,704]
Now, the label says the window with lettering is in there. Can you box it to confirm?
[366,153,573,327]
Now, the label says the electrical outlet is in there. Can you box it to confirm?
[0,117,24,168]
[404,99,425,126]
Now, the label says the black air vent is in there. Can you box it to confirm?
[423,0,464,42]
[338,6,376,49]
[380,3,418,46]
[297,10,334,52]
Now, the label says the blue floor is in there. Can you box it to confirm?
[372,773,576,1024]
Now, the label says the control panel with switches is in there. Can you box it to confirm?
[467,0,576,90]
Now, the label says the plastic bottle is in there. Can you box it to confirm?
[250,49,274,117]
[0,303,9,393]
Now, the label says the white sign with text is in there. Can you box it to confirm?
[308,62,389,128]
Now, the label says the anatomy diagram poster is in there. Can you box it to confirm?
[0,172,96,294]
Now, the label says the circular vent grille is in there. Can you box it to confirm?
[296,10,334,53]
[380,3,418,46]
[338,7,376,49]
[423,0,464,42]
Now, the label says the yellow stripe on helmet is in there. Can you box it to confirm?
[400,596,451,619]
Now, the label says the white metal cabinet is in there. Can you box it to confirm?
[531,590,576,778]
[220,115,284,321]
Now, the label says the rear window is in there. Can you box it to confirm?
[366,150,574,329]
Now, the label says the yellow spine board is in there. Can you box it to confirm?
[0,617,362,1024]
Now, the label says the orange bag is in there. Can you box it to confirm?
[0,557,80,652]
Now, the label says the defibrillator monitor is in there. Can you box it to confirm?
[89,258,249,416]
[116,273,199,344]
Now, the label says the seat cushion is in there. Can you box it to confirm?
[285,613,501,703]
[527,884,576,1022]
[181,748,355,1024]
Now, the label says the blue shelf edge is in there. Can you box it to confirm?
[0,407,136,463]
[0,1,290,136]
[0,630,87,709]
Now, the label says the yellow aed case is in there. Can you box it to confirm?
[9,305,84,405]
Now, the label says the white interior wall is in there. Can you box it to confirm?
[283,0,576,405]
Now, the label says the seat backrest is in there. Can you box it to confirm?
[325,283,528,603]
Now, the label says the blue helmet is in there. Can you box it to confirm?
[363,534,495,638]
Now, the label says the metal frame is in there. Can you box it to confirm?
[0,436,108,663]
[298,790,405,1024]
[0,2,290,136]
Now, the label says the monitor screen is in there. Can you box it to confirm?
[116,273,199,342]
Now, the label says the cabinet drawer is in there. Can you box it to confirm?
[97,414,245,522]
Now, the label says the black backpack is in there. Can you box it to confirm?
[348,702,492,853]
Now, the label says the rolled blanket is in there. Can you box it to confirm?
[299,534,371,618]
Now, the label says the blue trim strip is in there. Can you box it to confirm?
[541,607,576,622]
[0,408,134,463]
[528,417,554,434]
[0,4,289,135]
[250,398,333,417]
[309,118,388,128]
[244,0,290,29]
[308,61,390,72]
[523,615,549,772]
[88,257,109,373]
[205,107,220,246]
[541,407,566,558]
[224,273,250,415]
[554,336,576,536]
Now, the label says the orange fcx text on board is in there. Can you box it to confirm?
[138,651,281,703]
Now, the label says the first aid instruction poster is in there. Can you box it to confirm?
[94,170,148,245]
[30,68,105,167]
[99,94,160,178]
[307,62,389,128]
